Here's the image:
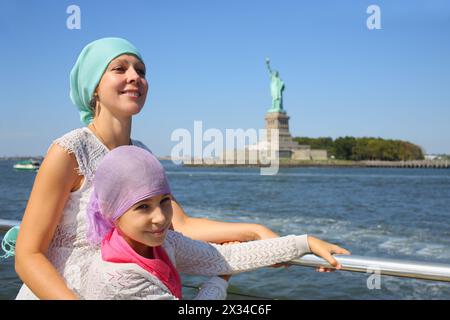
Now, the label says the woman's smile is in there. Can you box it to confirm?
[120,88,142,98]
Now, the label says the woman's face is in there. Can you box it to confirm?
[116,194,173,258]
[96,54,148,119]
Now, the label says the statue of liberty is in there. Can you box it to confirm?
[265,58,285,113]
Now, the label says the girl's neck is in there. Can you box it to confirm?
[88,114,132,151]
[131,242,154,259]
[118,231,154,259]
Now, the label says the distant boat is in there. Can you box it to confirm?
[13,159,40,171]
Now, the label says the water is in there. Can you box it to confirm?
[1,159,449,299]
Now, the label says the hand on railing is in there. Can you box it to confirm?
[307,235,351,272]
[219,274,232,282]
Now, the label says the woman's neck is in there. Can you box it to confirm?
[89,114,132,151]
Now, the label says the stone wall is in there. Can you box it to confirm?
[292,149,328,161]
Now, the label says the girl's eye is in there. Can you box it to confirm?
[136,204,149,210]
[113,66,124,72]
[160,197,170,205]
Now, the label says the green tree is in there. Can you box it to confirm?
[333,136,357,160]
[292,135,424,161]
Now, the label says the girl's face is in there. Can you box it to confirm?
[96,54,148,119]
[116,194,173,258]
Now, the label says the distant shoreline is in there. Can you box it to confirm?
[2,157,448,169]
[0,156,44,161]
[183,159,450,169]
[0,156,172,161]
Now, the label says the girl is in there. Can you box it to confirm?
[81,145,350,300]
[14,37,288,300]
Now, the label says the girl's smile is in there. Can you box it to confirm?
[145,224,170,238]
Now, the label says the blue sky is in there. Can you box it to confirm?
[0,0,449,157]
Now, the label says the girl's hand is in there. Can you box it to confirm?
[219,275,232,282]
[307,235,351,272]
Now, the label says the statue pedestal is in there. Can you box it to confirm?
[264,111,299,158]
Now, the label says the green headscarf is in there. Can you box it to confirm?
[70,37,143,125]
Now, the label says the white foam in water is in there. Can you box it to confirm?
[382,277,450,300]
[416,245,450,260]
[377,238,450,261]
[379,238,418,255]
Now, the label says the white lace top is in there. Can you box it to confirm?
[15,127,150,300]
[81,231,311,300]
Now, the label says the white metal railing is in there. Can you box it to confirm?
[0,219,20,232]
[290,254,450,282]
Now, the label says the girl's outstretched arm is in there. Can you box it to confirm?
[167,231,350,277]
[170,195,279,244]
[15,144,80,299]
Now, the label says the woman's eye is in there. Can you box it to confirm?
[113,67,124,71]
[135,68,146,77]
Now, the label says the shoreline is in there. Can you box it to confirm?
[2,158,449,169]
[183,159,450,169]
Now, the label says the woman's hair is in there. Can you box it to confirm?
[89,94,97,112]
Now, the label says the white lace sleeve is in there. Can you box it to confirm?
[51,128,89,176]
[50,128,108,179]
[166,231,311,276]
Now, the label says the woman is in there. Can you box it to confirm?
[14,37,297,299]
